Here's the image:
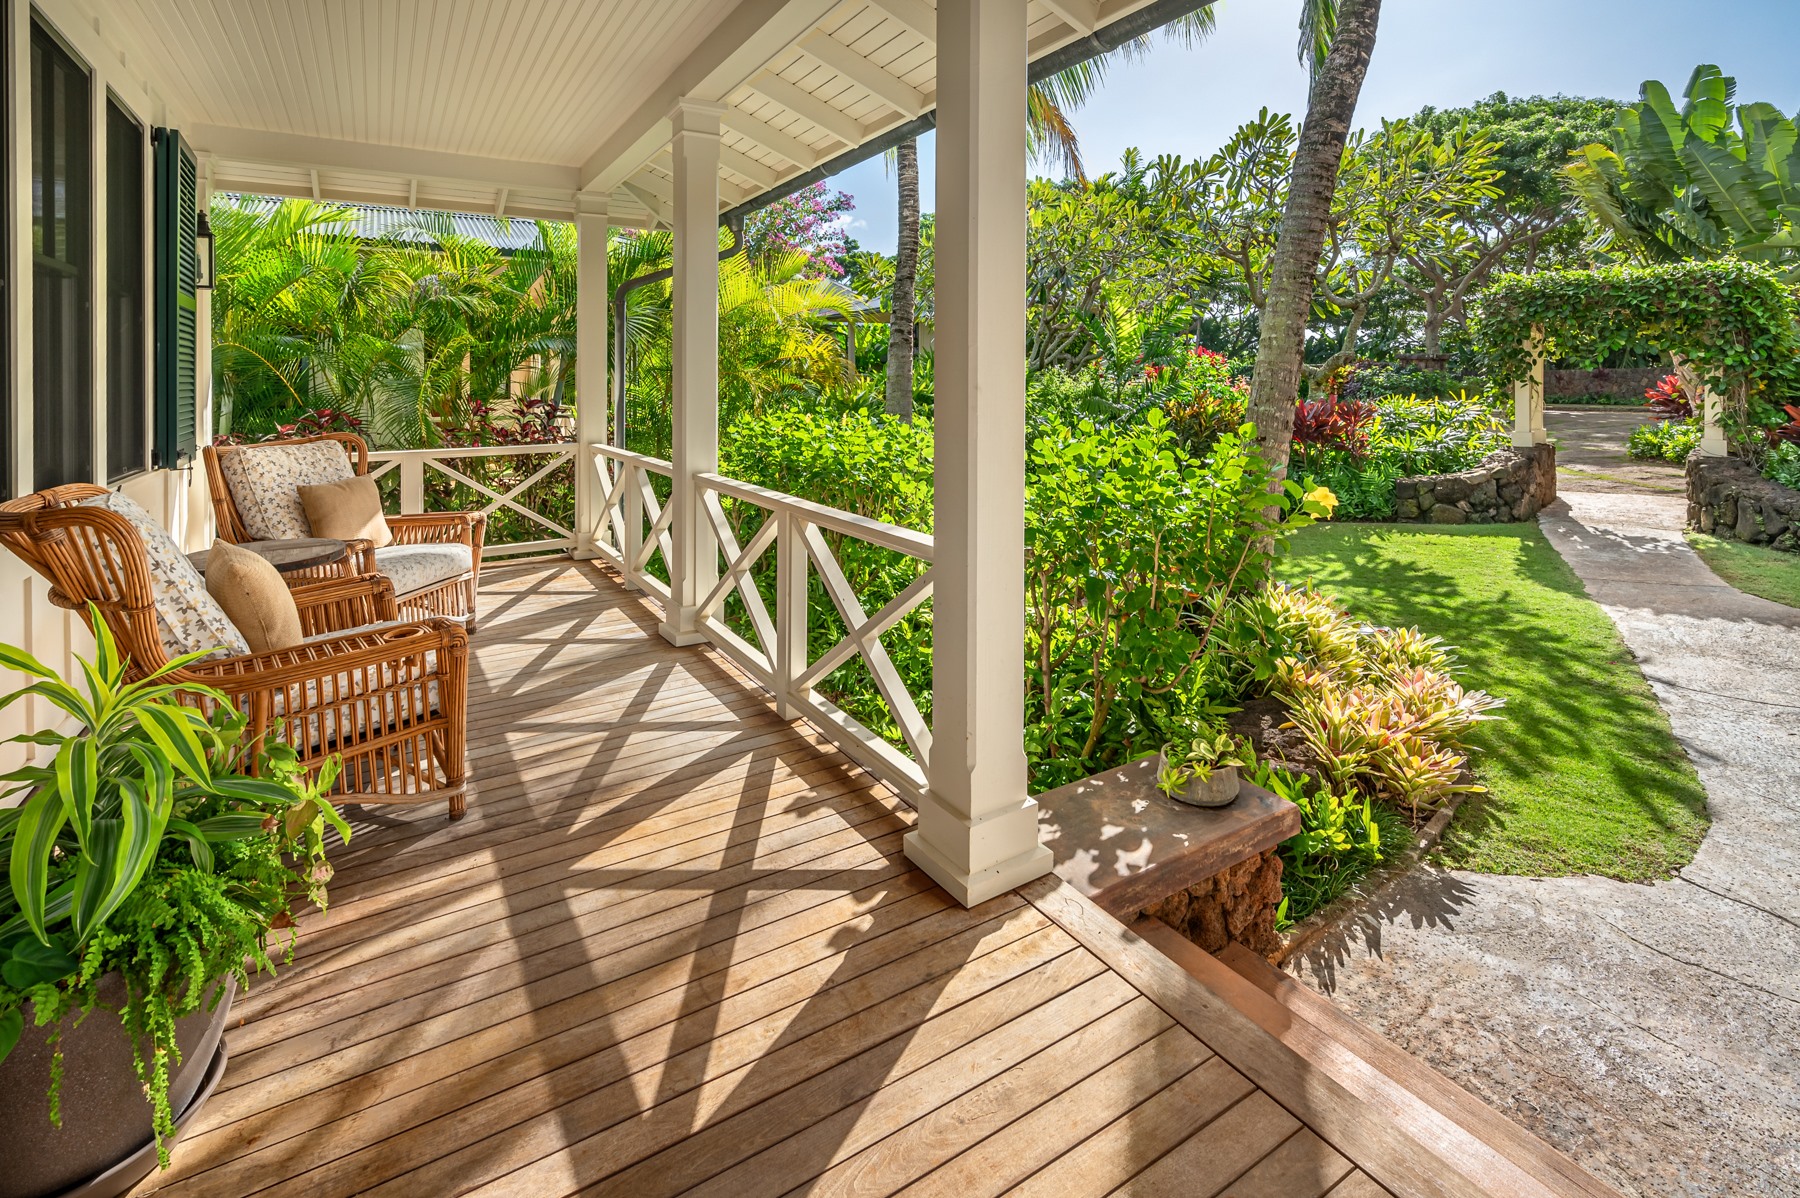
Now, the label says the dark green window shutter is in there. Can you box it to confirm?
[152,127,197,468]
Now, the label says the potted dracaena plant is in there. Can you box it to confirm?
[0,606,347,1198]
[1156,726,1256,808]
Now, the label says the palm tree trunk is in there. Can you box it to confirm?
[886,138,921,421]
[1246,0,1382,473]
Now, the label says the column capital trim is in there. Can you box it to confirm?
[575,193,611,219]
[669,98,728,137]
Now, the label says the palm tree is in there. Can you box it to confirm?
[1245,0,1383,474]
[882,10,1219,420]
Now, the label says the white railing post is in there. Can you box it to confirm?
[774,508,808,719]
[622,462,645,591]
[573,199,609,558]
[660,96,724,648]
[399,456,426,515]
[905,0,1051,907]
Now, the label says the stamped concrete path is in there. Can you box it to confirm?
[1293,418,1800,1198]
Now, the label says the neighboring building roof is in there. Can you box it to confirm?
[223,194,550,252]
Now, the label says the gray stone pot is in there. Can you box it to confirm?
[0,972,234,1198]
[1155,749,1243,808]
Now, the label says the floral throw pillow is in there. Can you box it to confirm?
[218,442,356,541]
[78,492,250,661]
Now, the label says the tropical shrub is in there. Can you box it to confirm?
[1022,416,1334,788]
[1161,347,1251,455]
[0,613,345,1163]
[1643,372,1694,420]
[1248,761,1403,927]
[1628,417,1701,462]
[1288,394,1508,519]
[1335,361,1475,403]
[1764,441,1800,489]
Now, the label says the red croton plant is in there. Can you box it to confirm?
[1643,373,1694,421]
[1291,397,1374,460]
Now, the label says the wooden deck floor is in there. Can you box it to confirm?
[133,560,1409,1198]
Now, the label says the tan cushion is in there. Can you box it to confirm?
[205,540,304,654]
[298,475,394,549]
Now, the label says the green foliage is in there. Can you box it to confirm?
[1022,417,1333,789]
[1565,65,1800,280]
[1764,441,1800,489]
[1628,416,1702,461]
[0,612,344,1164]
[1249,761,1403,927]
[1156,727,1254,793]
[1471,259,1800,446]
[1290,394,1508,518]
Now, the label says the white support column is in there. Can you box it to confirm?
[1511,327,1547,448]
[904,0,1051,908]
[1699,386,1729,457]
[659,98,724,647]
[572,197,610,559]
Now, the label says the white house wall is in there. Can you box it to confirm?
[0,0,210,775]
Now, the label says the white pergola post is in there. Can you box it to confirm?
[1511,327,1547,448]
[1699,386,1729,457]
[903,0,1052,908]
[572,197,610,560]
[660,98,725,647]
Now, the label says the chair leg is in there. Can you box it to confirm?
[448,792,467,820]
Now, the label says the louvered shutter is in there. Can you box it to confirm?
[152,127,197,468]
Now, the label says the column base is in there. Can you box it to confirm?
[657,618,708,648]
[904,829,1053,908]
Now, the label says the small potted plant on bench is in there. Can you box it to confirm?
[0,608,347,1198]
[1156,726,1255,808]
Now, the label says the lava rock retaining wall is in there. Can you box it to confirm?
[1688,454,1800,552]
[1394,444,1557,525]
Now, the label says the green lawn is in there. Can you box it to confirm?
[1275,523,1709,880]
[1687,532,1800,609]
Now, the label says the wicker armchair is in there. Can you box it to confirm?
[203,433,487,629]
[0,485,470,819]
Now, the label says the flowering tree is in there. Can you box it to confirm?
[743,182,856,278]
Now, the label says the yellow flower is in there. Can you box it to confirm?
[1304,484,1339,516]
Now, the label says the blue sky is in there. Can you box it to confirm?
[826,0,1800,255]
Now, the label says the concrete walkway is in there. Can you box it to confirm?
[1294,479,1800,1196]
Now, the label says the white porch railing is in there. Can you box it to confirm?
[369,443,578,558]
[587,444,934,804]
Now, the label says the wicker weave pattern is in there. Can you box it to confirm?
[0,485,470,819]
[204,434,486,629]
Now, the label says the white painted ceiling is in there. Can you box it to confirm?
[81,0,1172,226]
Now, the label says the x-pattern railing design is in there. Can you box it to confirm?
[370,443,577,557]
[584,445,934,803]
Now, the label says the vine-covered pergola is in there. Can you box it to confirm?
[1473,260,1800,458]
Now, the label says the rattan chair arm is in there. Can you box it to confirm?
[289,573,402,632]
[180,619,468,693]
[386,511,484,549]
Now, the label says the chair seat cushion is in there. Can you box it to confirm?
[375,543,473,598]
[278,621,443,749]
[79,493,250,661]
[219,442,356,540]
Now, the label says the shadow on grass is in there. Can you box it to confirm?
[1277,522,1709,880]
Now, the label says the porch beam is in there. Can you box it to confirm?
[746,75,869,146]
[622,179,673,228]
[659,98,725,648]
[573,200,610,560]
[797,30,927,118]
[1040,0,1102,33]
[720,108,830,170]
[904,0,1052,907]
[579,0,838,195]
[187,123,578,194]
[866,0,937,42]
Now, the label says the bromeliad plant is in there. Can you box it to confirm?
[0,607,348,1164]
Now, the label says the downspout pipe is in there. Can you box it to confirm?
[612,213,744,453]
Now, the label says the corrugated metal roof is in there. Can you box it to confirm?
[224,195,553,251]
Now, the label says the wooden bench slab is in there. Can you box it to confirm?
[1034,755,1301,918]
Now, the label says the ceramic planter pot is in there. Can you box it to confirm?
[1155,748,1243,808]
[0,972,234,1198]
